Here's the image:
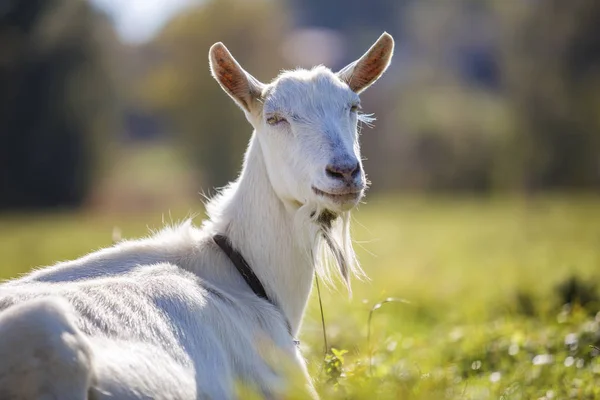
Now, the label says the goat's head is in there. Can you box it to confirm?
[209,33,394,215]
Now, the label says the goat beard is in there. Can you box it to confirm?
[294,204,364,293]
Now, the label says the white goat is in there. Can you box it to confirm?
[0,32,394,399]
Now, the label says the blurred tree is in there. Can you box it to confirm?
[495,0,600,190]
[377,0,600,192]
[372,1,509,192]
[139,0,290,191]
[0,0,118,210]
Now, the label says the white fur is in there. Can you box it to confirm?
[0,33,394,399]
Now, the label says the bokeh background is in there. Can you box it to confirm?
[2,0,599,212]
[1,1,600,398]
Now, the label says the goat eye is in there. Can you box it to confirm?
[350,104,360,113]
[266,115,287,125]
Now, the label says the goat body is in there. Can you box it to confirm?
[0,33,394,399]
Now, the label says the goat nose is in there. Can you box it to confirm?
[325,161,361,183]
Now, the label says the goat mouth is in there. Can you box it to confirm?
[312,186,362,203]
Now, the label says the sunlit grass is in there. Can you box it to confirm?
[1,195,599,398]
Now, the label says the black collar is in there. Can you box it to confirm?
[212,234,300,347]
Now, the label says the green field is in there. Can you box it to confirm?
[1,195,599,399]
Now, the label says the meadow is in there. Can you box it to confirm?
[1,195,599,399]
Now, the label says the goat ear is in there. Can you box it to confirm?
[337,32,394,94]
[209,42,265,112]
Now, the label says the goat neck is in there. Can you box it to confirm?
[207,133,315,335]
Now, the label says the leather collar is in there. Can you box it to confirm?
[213,234,300,347]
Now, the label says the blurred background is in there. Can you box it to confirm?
[1,0,599,214]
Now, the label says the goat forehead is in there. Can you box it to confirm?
[264,68,358,115]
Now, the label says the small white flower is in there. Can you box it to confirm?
[564,356,574,367]
[532,354,553,366]
[564,333,578,349]
[386,340,397,352]
[449,328,463,342]
[489,371,501,383]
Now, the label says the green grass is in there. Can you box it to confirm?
[1,195,599,399]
